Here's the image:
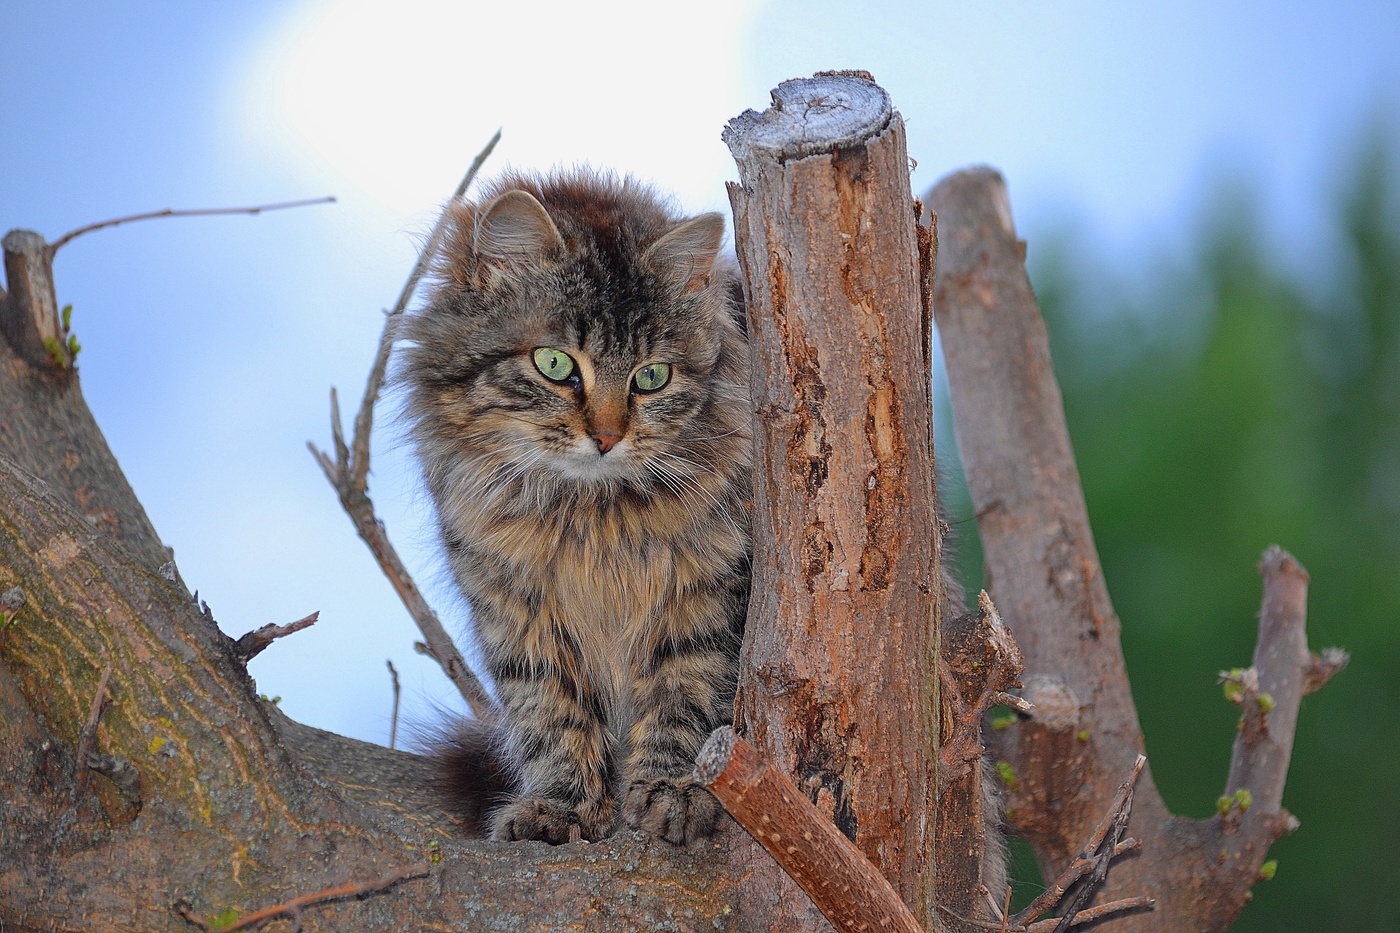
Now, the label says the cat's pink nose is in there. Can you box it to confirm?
[590,431,622,454]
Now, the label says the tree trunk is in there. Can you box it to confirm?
[725,71,945,931]
[929,166,1328,932]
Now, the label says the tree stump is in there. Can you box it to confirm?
[725,71,945,929]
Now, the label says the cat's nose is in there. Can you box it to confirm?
[590,431,622,454]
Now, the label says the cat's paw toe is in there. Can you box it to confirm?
[491,796,614,844]
[623,777,723,845]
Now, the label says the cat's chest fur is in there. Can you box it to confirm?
[453,485,745,702]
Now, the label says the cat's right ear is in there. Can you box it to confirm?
[472,190,566,277]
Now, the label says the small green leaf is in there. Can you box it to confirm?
[42,336,68,369]
[212,908,239,930]
[1234,788,1253,812]
[61,303,73,330]
[990,711,1018,732]
[994,760,1017,789]
[1257,693,1275,714]
[67,334,81,361]
[1077,729,1090,742]
[1217,795,1234,816]
[1259,859,1278,881]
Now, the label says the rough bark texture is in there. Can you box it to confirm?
[930,166,1325,932]
[724,72,944,931]
[1,231,168,572]
[696,728,923,933]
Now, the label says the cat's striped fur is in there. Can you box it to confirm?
[402,169,752,845]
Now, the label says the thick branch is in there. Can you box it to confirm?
[696,727,922,933]
[930,167,1344,932]
[726,71,943,930]
[1,230,63,369]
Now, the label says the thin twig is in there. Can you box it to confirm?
[233,611,319,663]
[50,197,336,253]
[309,130,502,721]
[387,659,402,750]
[1014,755,1147,931]
[72,661,114,801]
[176,862,429,932]
[350,127,500,495]
[1023,897,1156,932]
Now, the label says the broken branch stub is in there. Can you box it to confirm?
[725,71,943,928]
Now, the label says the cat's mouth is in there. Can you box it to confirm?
[553,436,638,484]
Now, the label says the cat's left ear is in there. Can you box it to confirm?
[643,213,726,293]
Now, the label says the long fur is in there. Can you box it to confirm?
[402,169,752,845]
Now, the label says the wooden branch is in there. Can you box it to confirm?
[695,727,923,933]
[930,167,1346,931]
[929,166,1162,877]
[49,197,336,253]
[940,591,1025,781]
[726,71,943,929]
[232,611,318,662]
[1023,897,1156,933]
[2,229,64,370]
[70,660,114,804]
[386,659,401,750]
[310,130,501,722]
[176,862,429,933]
[1013,756,1148,932]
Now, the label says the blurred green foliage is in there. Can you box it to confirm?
[937,135,1399,931]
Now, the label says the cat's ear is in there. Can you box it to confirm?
[473,190,566,269]
[643,212,726,293]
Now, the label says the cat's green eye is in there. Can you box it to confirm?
[632,362,672,393]
[533,347,576,383]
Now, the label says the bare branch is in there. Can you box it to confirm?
[694,727,923,933]
[1024,897,1156,932]
[233,611,319,663]
[1303,646,1349,696]
[311,131,502,721]
[348,127,501,496]
[50,196,336,253]
[72,660,114,802]
[1014,756,1148,929]
[386,659,402,750]
[176,863,429,932]
[940,591,1025,781]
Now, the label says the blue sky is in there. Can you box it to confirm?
[3,1,1397,745]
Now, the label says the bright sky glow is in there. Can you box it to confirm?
[244,0,751,218]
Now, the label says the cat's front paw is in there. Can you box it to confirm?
[491,796,615,844]
[623,777,724,845]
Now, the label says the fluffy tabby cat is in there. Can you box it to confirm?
[402,169,752,846]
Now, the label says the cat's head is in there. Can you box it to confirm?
[402,170,751,504]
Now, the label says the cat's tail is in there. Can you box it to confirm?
[421,715,517,836]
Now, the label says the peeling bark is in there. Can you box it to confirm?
[725,72,944,930]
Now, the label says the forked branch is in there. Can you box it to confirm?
[309,131,502,721]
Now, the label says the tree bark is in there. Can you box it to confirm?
[725,71,945,931]
[929,166,1333,932]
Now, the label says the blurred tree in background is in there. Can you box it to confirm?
[937,133,1399,932]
